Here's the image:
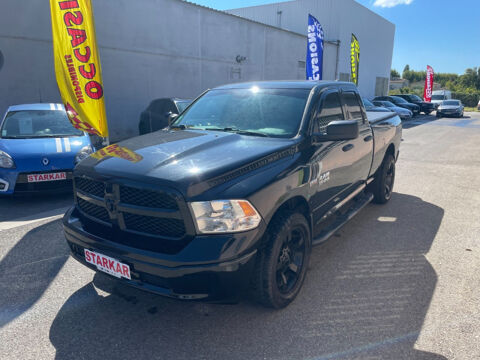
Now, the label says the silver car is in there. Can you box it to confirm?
[373,100,413,120]
[436,100,464,118]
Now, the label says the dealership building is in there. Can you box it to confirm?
[0,0,395,141]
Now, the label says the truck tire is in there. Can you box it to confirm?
[251,211,311,309]
[424,111,432,115]
[370,153,395,204]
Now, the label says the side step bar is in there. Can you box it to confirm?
[312,192,374,246]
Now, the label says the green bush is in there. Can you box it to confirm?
[452,92,480,107]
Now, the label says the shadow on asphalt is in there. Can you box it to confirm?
[0,219,69,327]
[401,115,438,129]
[0,192,73,222]
[48,193,446,359]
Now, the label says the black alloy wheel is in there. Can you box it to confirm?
[384,159,395,201]
[276,225,307,294]
[369,153,396,204]
[252,211,311,309]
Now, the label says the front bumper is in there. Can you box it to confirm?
[437,109,462,117]
[0,169,73,195]
[63,207,262,301]
[399,113,412,120]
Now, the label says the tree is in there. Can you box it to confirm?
[390,69,400,79]
[402,65,410,77]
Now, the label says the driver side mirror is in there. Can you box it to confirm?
[312,120,359,143]
[168,113,179,126]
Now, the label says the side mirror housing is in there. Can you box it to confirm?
[312,120,359,143]
[168,113,179,126]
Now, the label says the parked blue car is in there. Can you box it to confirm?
[0,103,93,195]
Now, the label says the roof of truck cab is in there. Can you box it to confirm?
[213,81,356,90]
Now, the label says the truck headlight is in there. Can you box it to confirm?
[75,145,93,164]
[190,200,261,234]
[0,150,15,169]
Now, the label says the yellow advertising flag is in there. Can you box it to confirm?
[350,34,360,86]
[50,0,108,138]
[90,144,143,163]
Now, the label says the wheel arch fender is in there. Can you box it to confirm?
[258,195,312,248]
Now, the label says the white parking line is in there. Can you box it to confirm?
[0,206,70,231]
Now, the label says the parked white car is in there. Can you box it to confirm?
[436,100,464,118]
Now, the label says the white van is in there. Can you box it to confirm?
[431,90,452,106]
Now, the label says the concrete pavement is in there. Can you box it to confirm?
[0,113,479,359]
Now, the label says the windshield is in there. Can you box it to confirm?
[173,88,311,138]
[443,100,460,106]
[432,95,445,100]
[176,101,191,113]
[363,98,374,107]
[391,97,407,104]
[379,101,395,108]
[411,95,423,101]
[384,101,396,107]
[1,110,83,139]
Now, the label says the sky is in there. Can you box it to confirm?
[190,0,480,75]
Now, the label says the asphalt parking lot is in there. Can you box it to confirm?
[1,113,479,360]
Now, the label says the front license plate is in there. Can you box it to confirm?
[27,172,67,183]
[84,249,131,280]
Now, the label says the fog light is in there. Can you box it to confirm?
[0,178,8,192]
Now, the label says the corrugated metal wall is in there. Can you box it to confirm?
[0,0,306,141]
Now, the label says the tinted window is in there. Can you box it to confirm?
[175,88,310,138]
[381,101,395,108]
[313,92,344,133]
[1,110,83,138]
[391,96,407,104]
[342,92,363,120]
[443,100,460,105]
[176,101,191,113]
[362,98,374,107]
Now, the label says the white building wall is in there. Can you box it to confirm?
[228,0,396,99]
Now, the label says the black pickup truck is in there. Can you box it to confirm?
[64,81,402,308]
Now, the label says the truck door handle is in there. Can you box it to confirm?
[342,144,354,152]
[364,135,373,142]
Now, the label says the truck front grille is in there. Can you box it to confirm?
[75,177,105,198]
[120,186,178,209]
[77,197,110,223]
[123,213,185,238]
[74,177,191,253]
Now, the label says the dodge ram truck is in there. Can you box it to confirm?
[63,81,402,308]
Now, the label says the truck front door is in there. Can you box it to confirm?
[339,90,374,187]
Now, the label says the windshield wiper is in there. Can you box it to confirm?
[203,127,270,137]
[170,124,187,130]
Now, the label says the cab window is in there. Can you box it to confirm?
[313,92,344,134]
[342,92,364,122]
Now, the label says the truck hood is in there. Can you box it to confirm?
[77,129,297,196]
